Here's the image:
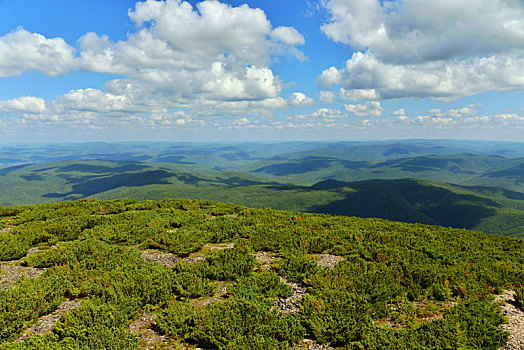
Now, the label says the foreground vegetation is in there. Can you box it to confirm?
[0,198,522,349]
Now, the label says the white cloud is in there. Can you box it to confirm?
[339,87,380,101]
[0,28,76,78]
[1,1,307,123]
[271,26,305,45]
[57,88,135,113]
[288,92,314,107]
[321,0,524,64]
[428,104,481,118]
[344,101,384,117]
[320,52,524,100]
[74,0,307,115]
[128,0,271,59]
[288,108,347,122]
[311,108,346,119]
[0,96,47,114]
[392,108,406,116]
[320,0,524,100]
[319,91,336,104]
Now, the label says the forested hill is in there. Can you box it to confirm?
[1,160,523,237]
[0,198,523,349]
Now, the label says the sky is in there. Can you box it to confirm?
[0,0,523,143]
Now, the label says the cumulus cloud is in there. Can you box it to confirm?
[0,28,76,78]
[0,96,47,114]
[76,0,306,115]
[287,108,347,123]
[76,0,306,107]
[320,51,524,100]
[344,101,384,117]
[428,104,481,118]
[321,0,524,64]
[288,92,314,107]
[339,87,380,101]
[57,88,135,114]
[320,0,524,100]
[319,91,336,104]
[1,1,307,122]
[271,27,305,45]
[391,108,406,116]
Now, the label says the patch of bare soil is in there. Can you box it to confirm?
[496,290,524,350]
[0,262,46,290]
[254,251,278,271]
[202,243,234,251]
[0,227,13,234]
[129,312,210,349]
[275,277,307,314]
[315,254,344,269]
[140,250,180,268]
[293,339,334,350]
[140,244,234,268]
[129,312,183,350]
[374,300,456,329]
[16,300,81,342]
[207,214,239,220]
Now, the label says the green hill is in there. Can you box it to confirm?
[248,154,524,192]
[1,160,523,237]
[2,140,523,170]
[0,198,522,349]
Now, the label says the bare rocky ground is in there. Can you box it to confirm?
[140,250,181,268]
[140,243,235,268]
[16,300,81,342]
[275,276,307,314]
[0,227,12,234]
[128,313,185,350]
[293,339,334,350]
[315,254,344,269]
[207,214,239,220]
[0,263,45,290]
[254,251,278,270]
[201,242,235,251]
[0,246,49,290]
[496,290,524,350]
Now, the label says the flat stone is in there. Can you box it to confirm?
[16,300,81,342]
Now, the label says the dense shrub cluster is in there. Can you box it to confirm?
[0,198,522,349]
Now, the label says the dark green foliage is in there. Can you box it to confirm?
[302,290,373,346]
[515,286,524,310]
[175,246,256,282]
[0,198,522,349]
[276,252,319,284]
[157,297,304,349]
[54,299,137,349]
[229,271,292,300]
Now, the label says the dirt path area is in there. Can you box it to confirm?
[16,300,81,342]
[293,339,334,350]
[496,290,524,350]
[275,277,307,314]
[315,254,344,269]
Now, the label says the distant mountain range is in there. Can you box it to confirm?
[1,140,523,237]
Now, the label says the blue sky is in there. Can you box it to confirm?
[0,0,523,143]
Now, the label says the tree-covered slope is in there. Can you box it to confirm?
[1,160,523,237]
[0,199,522,349]
[248,154,524,192]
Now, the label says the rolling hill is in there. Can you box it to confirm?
[1,160,523,237]
[248,154,524,192]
